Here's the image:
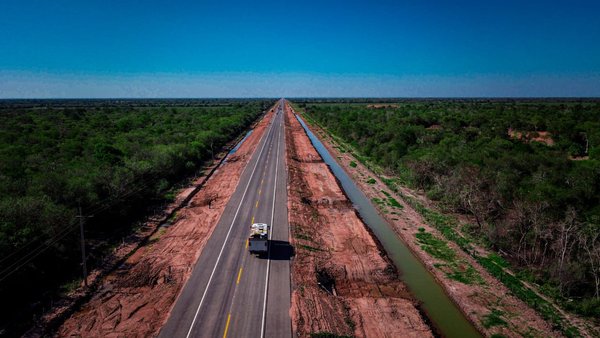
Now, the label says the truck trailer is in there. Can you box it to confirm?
[248,223,269,255]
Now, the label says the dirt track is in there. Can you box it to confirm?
[284,103,432,338]
[53,107,275,337]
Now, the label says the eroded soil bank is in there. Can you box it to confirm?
[284,103,432,338]
[302,113,568,337]
[43,107,276,337]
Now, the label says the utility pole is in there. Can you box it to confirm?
[77,205,93,287]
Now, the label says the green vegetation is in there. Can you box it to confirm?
[371,197,384,206]
[310,333,352,338]
[416,228,483,284]
[299,99,600,321]
[381,190,403,209]
[416,229,456,261]
[349,160,357,167]
[366,177,376,184]
[407,190,579,335]
[0,98,273,336]
[482,309,508,328]
[299,244,324,252]
[294,232,314,241]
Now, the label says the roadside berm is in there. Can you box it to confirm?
[284,103,433,338]
[52,107,275,337]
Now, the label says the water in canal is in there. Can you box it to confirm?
[296,115,481,338]
[229,129,253,155]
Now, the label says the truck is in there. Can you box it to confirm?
[248,223,269,255]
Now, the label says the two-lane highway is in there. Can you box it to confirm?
[159,100,291,338]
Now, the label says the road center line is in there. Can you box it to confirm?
[236,267,243,284]
[184,108,277,338]
[222,313,232,338]
[260,103,283,338]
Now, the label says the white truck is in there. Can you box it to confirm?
[248,223,270,255]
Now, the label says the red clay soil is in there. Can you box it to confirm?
[53,107,276,337]
[508,128,555,146]
[307,117,569,337]
[284,103,432,338]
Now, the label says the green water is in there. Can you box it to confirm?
[297,115,481,338]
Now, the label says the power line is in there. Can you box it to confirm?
[0,170,177,282]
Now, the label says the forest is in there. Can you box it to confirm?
[300,99,600,318]
[0,99,272,335]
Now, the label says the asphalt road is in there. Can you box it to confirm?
[159,100,291,338]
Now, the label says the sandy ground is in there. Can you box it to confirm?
[508,128,555,146]
[305,116,568,337]
[285,103,432,338]
[47,107,276,337]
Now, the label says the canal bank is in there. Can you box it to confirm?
[295,114,482,338]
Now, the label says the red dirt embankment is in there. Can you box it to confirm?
[54,107,276,337]
[284,103,432,338]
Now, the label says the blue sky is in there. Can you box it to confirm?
[1,0,599,97]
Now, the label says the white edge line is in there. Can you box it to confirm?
[260,101,282,338]
[185,106,277,338]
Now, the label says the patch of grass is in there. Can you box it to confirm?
[387,196,403,209]
[59,278,83,296]
[482,309,508,328]
[366,177,376,184]
[148,227,167,244]
[163,191,177,202]
[371,197,384,206]
[299,244,323,252]
[310,333,352,338]
[446,264,483,284]
[477,254,580,337]
[349,161,357,168]
[377,190,404,209]
[167,211,178,223]
[294,232,313,241]
[407,197,474,253]
[416,230,456,262]
[487,252,510,268]
[416,229,483,285]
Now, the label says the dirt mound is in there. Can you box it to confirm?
[285,103,432,338]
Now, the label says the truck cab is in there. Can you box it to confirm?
[248,223,269,255]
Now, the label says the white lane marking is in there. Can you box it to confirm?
[260,104,282,338]
[185,108,277,338]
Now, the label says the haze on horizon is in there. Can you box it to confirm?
[1,0,599,98]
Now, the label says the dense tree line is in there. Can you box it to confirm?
[0,99,272,335]
[302,100,600,317]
